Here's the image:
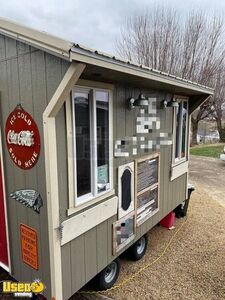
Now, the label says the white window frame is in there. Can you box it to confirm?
[66,80,114,215]
[172,97,189,166]
[171,96,189,181]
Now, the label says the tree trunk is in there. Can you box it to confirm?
[216,118,225,142]
[191,119,199,145]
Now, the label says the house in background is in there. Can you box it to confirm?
[0,18,213,300]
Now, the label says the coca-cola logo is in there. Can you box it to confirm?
[5,106,41,170]
[7,130,34,147]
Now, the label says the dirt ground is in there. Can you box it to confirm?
[1,156,225,300]
[189,155,225,208]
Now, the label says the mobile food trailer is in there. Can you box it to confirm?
[0,18,213,300]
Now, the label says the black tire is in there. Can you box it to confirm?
[95,258,120,290]
[127,234,148,261]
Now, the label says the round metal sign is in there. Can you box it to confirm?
[5,106,41,170]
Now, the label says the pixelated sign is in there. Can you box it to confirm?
[20,224,39,270]
[5,105,40,169]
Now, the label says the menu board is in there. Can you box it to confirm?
[136,186,159,225]
[137,186,158,209]
[136,154,159,226]
[137,158,158,192]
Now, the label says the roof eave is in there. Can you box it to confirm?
[70,48,214,96]
[0,17,73,59]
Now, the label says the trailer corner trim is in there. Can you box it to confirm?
[43,61,86,299]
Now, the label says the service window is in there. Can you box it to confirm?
[173,99,188,164]
[72,87,112,206]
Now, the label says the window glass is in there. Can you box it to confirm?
[175,102,182,159]
[96,91,110,193]
[74,91,91,197]
[73,88,111,205]
[174,100,188,162]
[181,101,187,158]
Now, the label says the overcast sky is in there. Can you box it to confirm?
[1,0,225,55]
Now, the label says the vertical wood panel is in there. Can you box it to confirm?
[113,87,117,190]
[115,85,127,167]
[0,35,6,58]
[70,234,85,292]
[6,50,25,279]
[166,108,173,214]
[0,36,17,276]
[61,243,72,300]
[125,86,134,137]
[56,108,68,221]
[164,107,172,217]
[107,215,117,263]
[45,53,62,103]
[17,45,36,281]
[5,37,17,58]
[84,228,97,282]
[30,49,51,290]
[96,220,108,272]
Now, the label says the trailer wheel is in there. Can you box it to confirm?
[96,258,120,290]
[127,234,148,261]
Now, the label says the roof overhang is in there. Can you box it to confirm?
[0,17,73,59]
[70,48,213,97]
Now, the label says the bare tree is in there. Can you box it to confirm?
[116,8,225,143]
[210,67,225,141]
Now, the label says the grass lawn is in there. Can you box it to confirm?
[190,143,224,158]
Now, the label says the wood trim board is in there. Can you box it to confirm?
[171,161,189,181]
[61,196,118,246]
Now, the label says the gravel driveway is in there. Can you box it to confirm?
[189,155,225,208]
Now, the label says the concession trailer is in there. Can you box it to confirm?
[0,17,213,300]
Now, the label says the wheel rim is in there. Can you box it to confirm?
[137,237,146,255]
[104,261,117,283]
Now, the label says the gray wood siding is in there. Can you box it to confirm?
[0,34,70,299]
[59,83,187,299]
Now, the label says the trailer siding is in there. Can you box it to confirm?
[0,34,70,299]
[58,83,187,298]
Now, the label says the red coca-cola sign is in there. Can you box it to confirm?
[5,105,41,170]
